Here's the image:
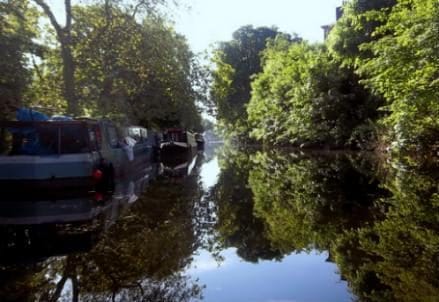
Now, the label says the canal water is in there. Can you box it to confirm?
[0,144,438,301]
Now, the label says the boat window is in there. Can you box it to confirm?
[141,128,148,140]
[94,125,103,150]
[166,130,184,142]
[0,125,58,155]
[128,127,148,144]
[36,125,59,155]
[128,127,141,142]
[89,129,97,151]
[107,125,119,148]
[59,124,89,154]
[0,123,89,155]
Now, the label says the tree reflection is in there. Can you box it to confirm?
[249,151,387,254]
[1,147,438,301]
[0,159,206,302]
[335,161,439,301]
[207,147,284,262]
[249,149,439,301]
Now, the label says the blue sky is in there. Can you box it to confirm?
[173,0,343,53]
[187,248,352,302]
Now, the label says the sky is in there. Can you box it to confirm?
[48,0,343,54]
[173,0,344,53]
[188,248,352,302]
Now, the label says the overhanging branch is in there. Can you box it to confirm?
[33,0,63,38]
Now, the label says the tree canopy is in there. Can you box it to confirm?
[0,0,40,119]
[210,0,438,158]
[209,25,299,138]
[247,39,382,148]
[1,0,204,131]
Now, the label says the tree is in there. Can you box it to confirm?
[247,38,382,147]
[357,0,439,154]
[24,2,203,130]
[327,0,397,67]
[210,26,298,137]
[327,0,438,156]
[31,0,170,116]
[32,0,79,115]
[70,4,202,129]
[0,0,40,119]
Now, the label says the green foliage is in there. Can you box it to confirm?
[241,0,438,157]
[248,39,382,147]
[357,0,439,153]
[210,26,298,138]
[69,5,202,129]
[207,146,284,262]
[1,1,203,130]
[25,44,66,113]
[327,0,396,67]
[0,0,40,119]
[326,0,438,155]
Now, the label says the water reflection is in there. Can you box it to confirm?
[0,146,438,301]
[204,147,439,301]
[0,153,204,302]
[205,148,284,262]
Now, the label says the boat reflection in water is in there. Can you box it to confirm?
[0,163,158,264]
[0,154,205,302]
[161,150,203,180]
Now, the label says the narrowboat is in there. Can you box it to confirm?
[160,128,197,156]
[0,109,136,192]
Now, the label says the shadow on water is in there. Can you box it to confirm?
[0,145,439,301]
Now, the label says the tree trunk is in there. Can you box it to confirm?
[33,0,79,116]
[61,38,78,115]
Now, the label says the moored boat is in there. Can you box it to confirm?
[0,108,148,193]
[160,128,197,156]
[0,119,120,192]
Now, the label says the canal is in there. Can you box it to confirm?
[0,144,438,301]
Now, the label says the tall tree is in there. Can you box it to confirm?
[71,5,202,129]
[248,38,382,148]
[357,0,439,154]
[210,25,298,136]
[33,0,78,114]
[0,0,39,119]
[327,0,397,66]
[31,0,169,116]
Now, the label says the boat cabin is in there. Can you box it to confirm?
[160,128,197,156]
[0,119,125,192]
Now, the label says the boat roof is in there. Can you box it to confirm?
[0,119,101,128]
[166,127,184,132]
[127,125,147,130]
